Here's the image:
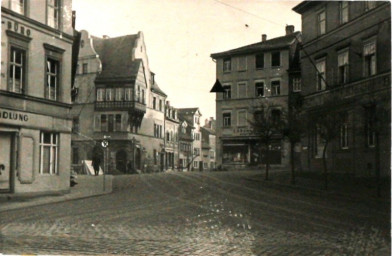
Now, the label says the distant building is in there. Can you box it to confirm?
[0,0,75,194]
[201,119,216,170]
[178,117,194,171]
[293,1,391,176]
[71,30,169,174]
[178,108,202,171]
[210,26,301,169]
[164,101,179,170]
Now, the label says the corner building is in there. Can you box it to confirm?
[211,26,301,169]
[293,1,391,176]
[0,0,74,194]
[71,30,169,174]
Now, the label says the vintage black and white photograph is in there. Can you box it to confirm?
[0,0,390,255]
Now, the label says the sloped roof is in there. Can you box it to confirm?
[210,32,300,58]
[92,34,140,81]
[151,81,167,97]
[178,108,199,115]
[201,126,216,135]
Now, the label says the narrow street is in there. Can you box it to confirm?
[0,171,389,255]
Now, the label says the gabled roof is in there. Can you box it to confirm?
[210,32,300,58]
[92,34,140,81]
[151,81,167,97]
[201,126,216,136]
[178,108,200,115]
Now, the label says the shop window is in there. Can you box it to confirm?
[255,53,264,69]
[39,132,58,174]
[363,41,376,77]
[47,0,60,29]
[45,58,59,100]
[255,82,264,97]
[271,80,280,96]
[222,145,248,164]
[223,57,231,72]
[271,52,280,67]
[9,47,25,93]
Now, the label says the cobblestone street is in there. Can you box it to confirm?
[0,171,390,255]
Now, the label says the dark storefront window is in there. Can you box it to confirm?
[222,145,248,164]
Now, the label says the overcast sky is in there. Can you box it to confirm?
[72,0,301,120]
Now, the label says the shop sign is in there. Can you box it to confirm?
[0,110,29,122]
[232,127,254,136]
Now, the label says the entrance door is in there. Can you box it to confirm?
[135,148,141,170]
[116,150,127,173]
[0,133,12,192]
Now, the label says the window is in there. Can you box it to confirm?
[97,88,104,101]
[238,82,247,97]
[115,88,124,101]
[193,161,198,168]
[115,114,122,131]
[270,109,281,124]
[271,80,280,96]
[195,133,200,140]
[47,0,60,29]
[105,88,113,101]
[223,113,231,127]
[195,116,199,124]
[159,99,162,111]
[136,86,140,102]
[365,1,376,11]
[101,114,107,132]
[153,149,157,165]
[153,97,156,109]
[318,10,326,35]
[316,59,326,91]
[271,52,280,67]
[72,117,79,133]
[238,110,247,126]
[94,115,101,131]
[255,81,264,97]
[194,148,200,156]
[340,123,349,149]
[363,41,376,77]
[238,56,247,71]
[223,58,231,72]
[339,1,348,24]
[367,119,376,147]
[39,132,58,174]
[10,0,25,15]
[9,47,25,93]
[154,124,163,138]
[108,114,114,132]
[223,85,231,99]
[82,63,88,74]
[141,89,145,104]
[293,78,301,92]
[124,88,132,101]
[72,147,79,165]
[338,50,349,84]
[166,131,170,141]
[46,58,59,100]
[255,54,264,69]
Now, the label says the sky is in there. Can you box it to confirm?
[72,0,301,120]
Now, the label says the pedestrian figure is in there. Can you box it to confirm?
[92,155,101,176]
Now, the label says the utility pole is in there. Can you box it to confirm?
[102,135,110,191]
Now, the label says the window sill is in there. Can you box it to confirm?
[271,66,282,69]
[256,68,265,70]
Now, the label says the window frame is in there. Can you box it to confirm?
[47,0,60,29]
[9,0,26,15]
[293,77,301,92]
[45,58,60,101]
[270,80,281,96]
[271,52,281,67]
[39,132,59,175]
[255,81,265,97]
[8,46,26,94]
[317,9,326,36]
[340,123,349,149]
[223,112,231,127]
[255,53,264,69]
[115,88,124,101]
[223,57,231,72]
[222,84,231,99]
[338,49,349,85]
[339,1,349,25]
[363,40,376,77]
[316,58,326,91]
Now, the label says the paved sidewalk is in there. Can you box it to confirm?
[0,175,113,212]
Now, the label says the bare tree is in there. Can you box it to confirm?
[249,103,287,180]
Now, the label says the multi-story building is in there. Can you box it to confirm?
[0,0,75,194]
[292,1,391,176]
[201,123,216,171]
[164,101,179,170]
[210,26,301,169]
[71,30,169,174]
[178,117,194,171]
[178,108,202,171]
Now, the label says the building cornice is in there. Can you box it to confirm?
[0,90,72,108]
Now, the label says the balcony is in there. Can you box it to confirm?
[95,101,146,113]
[305,72,391,108]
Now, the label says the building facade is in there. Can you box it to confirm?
[210,26,301,169]
[293,1,391,176]
[201,124,216,171]
[0,0,74,194]
[71,30,169,174]
[178,108,202,171]
[164,101,179,171]
[178,117,194,171]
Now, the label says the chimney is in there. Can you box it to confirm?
[285,25,295,35]
[262,34,267,42]
[102,35,110,39]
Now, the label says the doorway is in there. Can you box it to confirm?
[116,150,127,173]
[0,133,13,192]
